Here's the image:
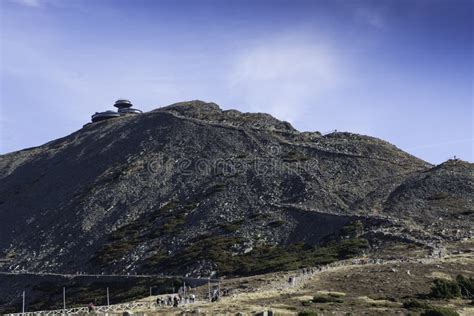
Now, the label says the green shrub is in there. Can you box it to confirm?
[249,213,270,220]
[183,202,197,210]
[162,214,186,233]
[456,275,474,299]
[430,279,461,299]
[220,223,241,233]
[267,220,285,228]
[326,238,369,259]
[327,292,344,298]
[339,220,363,237]
[403,300,431,309]
[282,151,309,162]
[420,306,459,316]
[429,275,473,300]
[301,300,312,306]
[312,295,343,303]
[220,220,244,233]
[427,192,449,200]
[159,201,178,212]
[298,311,318,316]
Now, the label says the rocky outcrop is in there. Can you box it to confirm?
[383,159,473,240]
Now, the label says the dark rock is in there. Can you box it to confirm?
[0,100,471,280]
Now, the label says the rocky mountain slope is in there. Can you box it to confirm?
[0,101,472,279]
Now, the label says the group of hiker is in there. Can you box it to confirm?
[155,286,230,307]
[156,293,196,307]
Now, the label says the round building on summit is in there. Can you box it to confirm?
[114,99,133,108]
[114,99,143,114]
[89,99,143,124]
[91,110,121,123]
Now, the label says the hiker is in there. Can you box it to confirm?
[211,288,219,302]
[190,293,196,303]
[156,296,163,307]
[88,302,95,313]
[173,296,179,307]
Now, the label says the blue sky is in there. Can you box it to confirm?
[1,0,472,164]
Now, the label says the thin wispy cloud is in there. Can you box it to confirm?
[6,0,81,9]
[228,35,342,124]
[8,0,41,7]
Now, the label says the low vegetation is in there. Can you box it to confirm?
[151,236,368,277]
[267,220,285,228]
[429,275,474,299]
[219,220,244,233]
[427,192,450,200]
[397,275,473,316]
[456,275,474,298]
[403,299,431,310]
[312,294,343,303]
[8,277,181,313]
[92,200,190,265]
[282,151,309,163]
[94,207,369,277]
[339,220,364,238]
[420,307,459,316]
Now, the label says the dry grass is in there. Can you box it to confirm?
[119,245,474,315]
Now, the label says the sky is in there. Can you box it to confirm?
[0,0,472,164]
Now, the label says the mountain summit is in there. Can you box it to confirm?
[0,101,472,279]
